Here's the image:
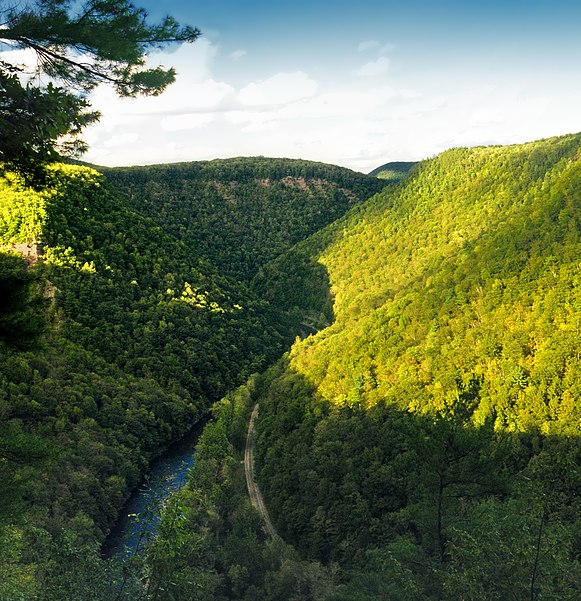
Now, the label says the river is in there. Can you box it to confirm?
[102,419,206,558]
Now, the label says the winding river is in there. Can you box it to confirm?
[102,419,206,558]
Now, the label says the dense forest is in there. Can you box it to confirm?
[150,134,581,599]
[252,134,581,598]
[0,133,579,598]
[103,158,385,282]
[0,158,383,597]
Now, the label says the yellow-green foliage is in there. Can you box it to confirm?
[0,171,48,244]
[284,134,580,434]
[249,135,581,599]
[0,163,101,247]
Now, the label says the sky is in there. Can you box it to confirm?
[7,0,581,173]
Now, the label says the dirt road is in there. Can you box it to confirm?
[245,404,277,538]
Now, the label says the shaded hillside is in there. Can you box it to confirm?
[104,157,386,281]
[0,164,286,598]
[368,160,417,181]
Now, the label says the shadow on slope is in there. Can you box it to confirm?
[252,358,580,600]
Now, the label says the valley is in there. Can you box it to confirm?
[0,135,579,599]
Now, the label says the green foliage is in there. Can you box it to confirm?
[105,157,386,282]
[282,134,580,434]
[0,171,48,241]
[0,0,199,181]
[0,70,99,184]
[0,1,200,95]
[0,161,293,594]
[1,133,580,597]
[368,160,417,181]
[249,134,581,598]
[0,252,48,345]
[0,155,380,595]
[148,378,341,601]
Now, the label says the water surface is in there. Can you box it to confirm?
[102,420,205,558]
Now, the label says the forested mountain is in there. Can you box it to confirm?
[368,160,417,181]
[0,134,579,599]
[150,134,581,599]
[253,134,581,598]
[104,157,386,281]
[0,158,382,597]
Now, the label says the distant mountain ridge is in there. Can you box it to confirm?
[368,160,417,180]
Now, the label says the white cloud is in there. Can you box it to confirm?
[238,71,318,106]
[379,43,396,55]
[358,40,381,52]
[224,110,279,133]
[161,113,216,132]
[280,86,400,120]
[355,57,390,77]
[0,47,38,71]
[102,133,139,148]
[74,31,581,177]
[86,41,236,124]
[357,40,394,54]
[230,49,247,61]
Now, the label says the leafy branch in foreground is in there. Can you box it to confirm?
[0,0,200,181]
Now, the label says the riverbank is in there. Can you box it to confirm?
[102,418,207,558]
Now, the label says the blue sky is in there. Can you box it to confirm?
[29,1,581,171]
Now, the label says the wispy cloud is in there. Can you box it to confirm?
[355,57,390,77]
[379,42,395,55]
[358,40,394,54]
[78,30,581,174]
[161,113,216,132]
[230,49,247,61]
[358,40,381,52]
[238,71,318,106]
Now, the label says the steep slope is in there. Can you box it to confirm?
[0,164,284,590]
[2,135,580,598]
[146,134,580,600]
[0,156,386,597]
[103,157,386,281]
[261,134,580,426]
[247,134,581,598]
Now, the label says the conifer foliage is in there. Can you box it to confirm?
[0,0,199,179]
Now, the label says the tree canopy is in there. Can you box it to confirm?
[0,0,200,180]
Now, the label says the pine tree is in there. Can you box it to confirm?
[0,0,200,181]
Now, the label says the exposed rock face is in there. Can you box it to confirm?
[5,242,44,262]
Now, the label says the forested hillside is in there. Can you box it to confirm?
[0,158,382,598]
[153,134,580,599]
[1,134,579,599]
[104,157,386,281]
[254,134,581,598]
[368,160,417,181]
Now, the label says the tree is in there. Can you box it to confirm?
[0,252,48,345]
[0,64,99,182]
[0,0,200,180]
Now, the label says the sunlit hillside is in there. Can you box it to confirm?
[154,133,581,600]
